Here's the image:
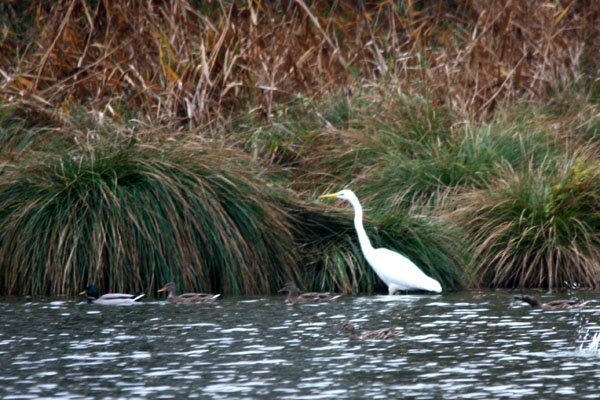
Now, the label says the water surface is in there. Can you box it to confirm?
[1,291,599,399]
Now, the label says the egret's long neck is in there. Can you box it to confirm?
[347,195,373,253]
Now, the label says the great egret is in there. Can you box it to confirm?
[340,322,398,340]
[319,189,442,294]
[158,282,221,303]
[80,284,145,305]
[278,281,342,304]
[514,295,590,311]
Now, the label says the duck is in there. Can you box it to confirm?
[278,281,342,304]
[157,282,221,303]
[80,284,145,305]
[340,322,398,340]
[514,294,590,311]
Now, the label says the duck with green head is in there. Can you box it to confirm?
[80,284,145,305]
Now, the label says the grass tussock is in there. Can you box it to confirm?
[0,142,301,296]
[452,156,600,289]
[358,115,562,211]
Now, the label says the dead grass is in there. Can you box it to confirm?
[1,1,597,125]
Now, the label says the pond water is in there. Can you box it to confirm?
[0,291,599,399]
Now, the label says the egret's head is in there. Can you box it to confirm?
[319,189,356,202]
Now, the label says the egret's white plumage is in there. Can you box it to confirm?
[320,189,442,294]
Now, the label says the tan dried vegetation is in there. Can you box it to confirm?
[1,1,597,126]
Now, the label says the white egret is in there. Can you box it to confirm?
[80,284,145,305]
[319,189,442,294]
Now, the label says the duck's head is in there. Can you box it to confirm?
[278,281,299,293]
[79,284,99,299]
[340,322,357,334]
[514,294,541,308]
[158,282,177,296]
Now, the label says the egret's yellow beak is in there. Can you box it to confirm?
[157,287,167,293]
[78,290,87,296]
[319,193,339,199]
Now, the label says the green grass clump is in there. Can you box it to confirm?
[285,204,379,293]
[0,143,300,296]
[359,114,562,211]
[453,156,600,289]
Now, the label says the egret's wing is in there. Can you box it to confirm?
[368,248,439,291]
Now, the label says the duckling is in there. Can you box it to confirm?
[158,282,220,303]
[278,281,342,304]
[514,294,590,311]
[80,284,145,305]
[341,322,398,340]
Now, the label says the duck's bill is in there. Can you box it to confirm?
[319,193,338,199]
[157,287,167,293]
[78,290,87,296]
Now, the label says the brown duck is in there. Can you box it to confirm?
[158,282,220,303]
[278,281,342,304]
[514,294,589,311]
[341,322,398,340]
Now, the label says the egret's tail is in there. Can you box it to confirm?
[424,277,442,293]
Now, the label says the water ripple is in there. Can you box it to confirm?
[0,291,599,398]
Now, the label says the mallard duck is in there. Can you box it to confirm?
[341,322,398,340]
[278,281,342,304]
[80,284,145,305]
[514,294,590,311]
[157,282,220,303]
